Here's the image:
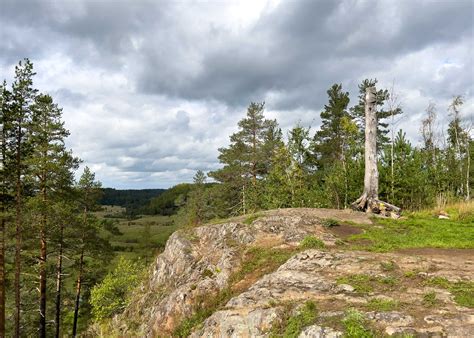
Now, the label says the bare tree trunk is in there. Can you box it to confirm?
[55,224,64,338]
[352,86,400,217]
[0,124,5,338]
[14,125,22,338]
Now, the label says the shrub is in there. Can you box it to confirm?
[90,257,143,321]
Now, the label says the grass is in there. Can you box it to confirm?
[94,206,180,269]
[347,204,474,252]
[422,292,438,307]
[424,277,474,308]
[342,308,374,338]
[270,301,318,338]
[174,246,296,336]
[336,274,398,295]
[243,212,263,225]
[365,298,399,311]
[299,235,325,249]
[233,246,295,282]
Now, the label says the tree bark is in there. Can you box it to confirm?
[72,206,87,337]
[352,86,400,217]
[14,124,22,338]
[55,224,64,338]
[72,247,83,337]
[39,184,47,338]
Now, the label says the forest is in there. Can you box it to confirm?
[0,59,472,337]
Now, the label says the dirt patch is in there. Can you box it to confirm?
[327,223,363,239]
[398,248,474,261]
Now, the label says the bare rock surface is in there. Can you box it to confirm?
[112,208,473,337]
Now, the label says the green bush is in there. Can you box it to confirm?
[90,257,143,321]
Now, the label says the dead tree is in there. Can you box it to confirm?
[352,86,400,217]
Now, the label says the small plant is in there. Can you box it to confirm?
[300,235,325,249]
[322,218,339,228]
[422,292,437,307]
[451,281,474,308]
[342,308,373,338]
[337,274,373,295]
[366,298,398,311]
[283,301,318,338]
[380,260,397,271]
[243,213,262,225]
[202,268,214,278]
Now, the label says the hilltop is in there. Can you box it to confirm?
[91,207,474,337]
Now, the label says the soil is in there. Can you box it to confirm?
[397,248,474,264]
[327,223,363,239]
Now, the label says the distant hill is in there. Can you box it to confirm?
[99,188,166,211]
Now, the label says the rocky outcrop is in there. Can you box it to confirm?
[113,208,474,337]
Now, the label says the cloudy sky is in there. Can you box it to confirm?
[1,0,473,188]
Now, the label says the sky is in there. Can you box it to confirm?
[1,0,473,189]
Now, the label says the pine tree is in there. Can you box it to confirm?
[209,102,282,214]
[26,93,79,337]
[312,84,352,171]
[0,80,11,337]
[72,167,104,337]
[4,59,38,336]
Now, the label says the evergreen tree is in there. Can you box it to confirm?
[26,93,79,337]
[312,84,352,171]
[4,59,37,336]
[0,80,11,337]
[72,167,110,337]
[209,102,282,214]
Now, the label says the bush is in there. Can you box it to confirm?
[90,257,143,321]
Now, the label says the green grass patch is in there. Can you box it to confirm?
[347,213,474,252]
[424,277,474,308]
[270,301,318,338]
[365,298,399,311]
[322,218,339,228]
[243,213,263,225]
[234,247,294,280]
[342,308,374,338]
[422,292,438,307]
[336,274,399,295]
[299,235,325,249]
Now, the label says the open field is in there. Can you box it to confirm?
[94,206,180,266]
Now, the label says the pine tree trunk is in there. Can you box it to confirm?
[72,247,84,337]
[352,86,400,217]
[14,125,22,338]
[39,185,47,338]
[55,224,64,338]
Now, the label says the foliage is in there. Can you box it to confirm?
[282,301,318,338]
[299,236,325,249]
[342,308,374,338]
[90,257,144,321]
[365,298,398,311]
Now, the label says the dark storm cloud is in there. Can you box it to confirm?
[136,0,473,108]
[1,0,472,188]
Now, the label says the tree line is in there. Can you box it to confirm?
[178,80,472,225]
[1,59,113,337]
